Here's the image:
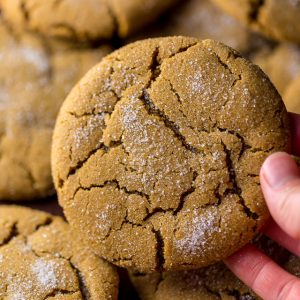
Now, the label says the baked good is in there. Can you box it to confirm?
[252,43,300,95]
[284,74,300,114]
[0,205,119,299]
[211,0,300,44]
[130,263,259,300]
[0,21,111,200]
[52,36,290,272]
[0,0,177,42]
[130,236,291,300]
[128,0,271,56]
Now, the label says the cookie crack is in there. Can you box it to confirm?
[19,0,30,23]
[206,48,242,87]
[140,90,200,154]
[68,259,91,300]
[217,127,251,159]
[0,222,19,246]
[249,0,265,23]
[43,290,78,300]
[221,141,258,221]
[152,228,165,271]
[72,179,150,202]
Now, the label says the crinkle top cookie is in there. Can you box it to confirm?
[0,20,111,201]
[52,37,290,272]
[212,0,300,45]
[0,205,119,300]
[0,0,177,42]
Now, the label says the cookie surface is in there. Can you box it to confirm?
[0,0,176,42]
[0,205,119,299]
[0,21,111,201]
[52,37,290,272]
[130,263,259,300]
[212,0,300,44]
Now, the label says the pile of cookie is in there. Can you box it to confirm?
[0,0,299,299]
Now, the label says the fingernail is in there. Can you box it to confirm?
[262,152,300,189]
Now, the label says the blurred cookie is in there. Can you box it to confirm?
[212,0,300,44]
[252,43,300,95]
[0,205,119,299]
[0,0,177,42]
[52,37,289,272]
[284,74,300,114]
[130,263,259,300]
[129,0,270,56]
[0,21,112,200]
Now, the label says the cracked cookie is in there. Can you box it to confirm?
[0,21,111,201]
[0,0,177,42]
[129,0,269,55]
[52,36,290,272]
[130,237,295,300]
[0,205,119,299]
[211,0,300,44]
[252,43,300,96]
[130,263,259,300]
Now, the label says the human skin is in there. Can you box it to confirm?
[226,113,300,300]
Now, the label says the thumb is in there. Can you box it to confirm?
[260,152,300,240]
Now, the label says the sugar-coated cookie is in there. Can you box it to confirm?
[52,37,290,272]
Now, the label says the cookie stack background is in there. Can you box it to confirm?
[0,0,299,299]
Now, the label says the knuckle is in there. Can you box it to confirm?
[277,278,300,300]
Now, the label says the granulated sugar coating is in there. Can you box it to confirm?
[0,0,177,42]
[0,19,111,201]
[52,37,290,272]
[0,205,119,300]
[130,262,260,300]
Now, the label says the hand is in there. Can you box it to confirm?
[225,114,300,300]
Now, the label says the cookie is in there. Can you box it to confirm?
[130,263,259,300]
[211,0,300,45]
[284,75,300,114]
[131,236,291,300]
[0,0,177,42]
[0,205,119,299]
[252,43,300,95]
[52,36,290,272]
[0,21,111,200]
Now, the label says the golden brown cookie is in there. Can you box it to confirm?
[252,43,300,96]
[130,236,291,300]
[0,0,177,42]
[140,0,269,55]
[284,75,300,114]
[211,0,300,45]
[0,205,119,299]
[0,21,111,201]
[130,263,259,300]
[52,37,290,272]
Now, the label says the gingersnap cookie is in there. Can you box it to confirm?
[0,20,111,201]
[0,205,119,299]
[252,43,300,95]
[283,75,300,114]
[52,36,290,272]
[130,236,293,300]
[128,0,271,56]
[0,0,177,42]
[130,263,259,300]
[211,0,300,45]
